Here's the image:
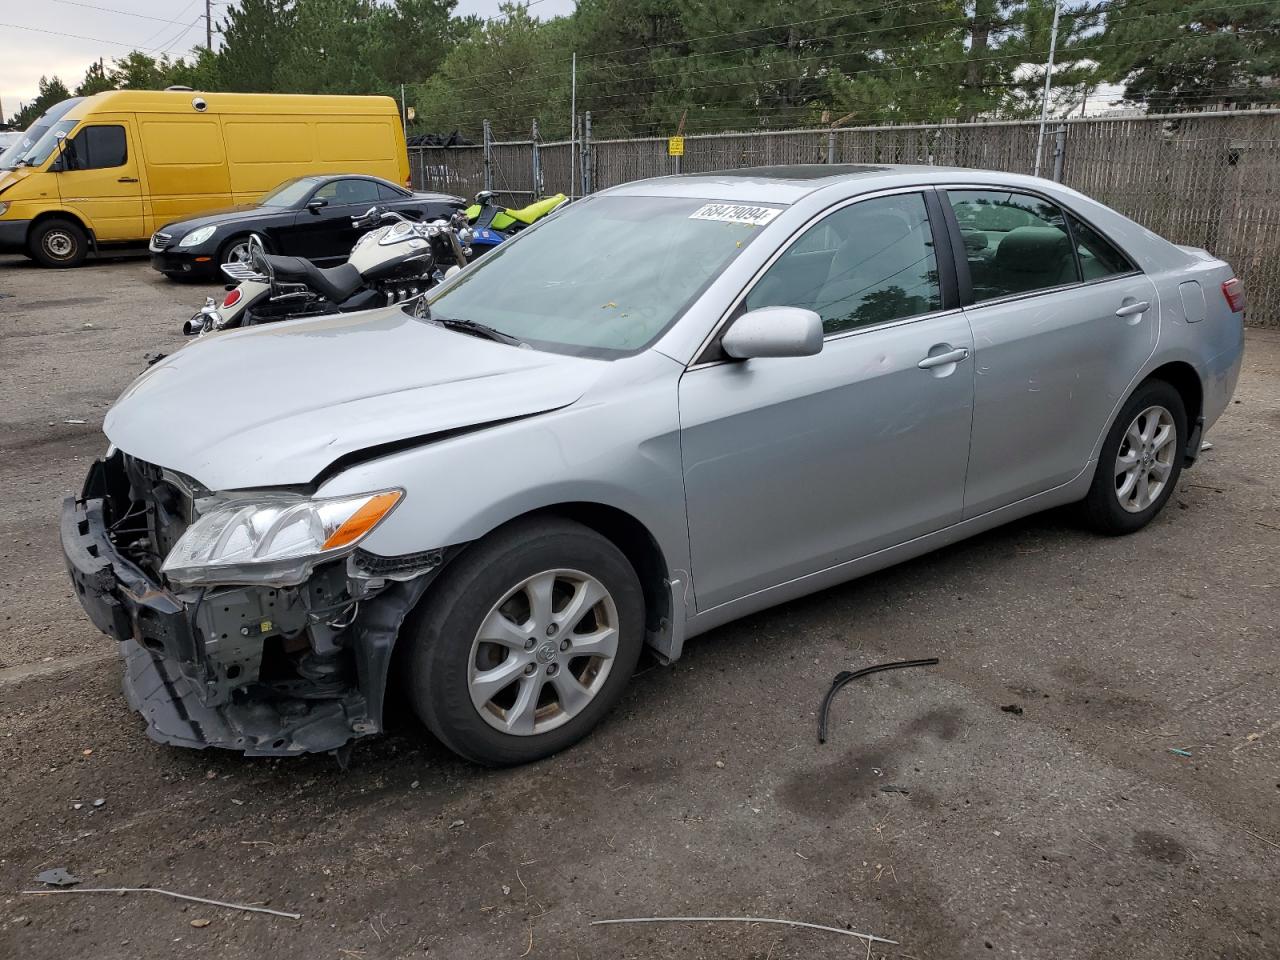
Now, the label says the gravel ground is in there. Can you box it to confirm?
[1,254,1278,960]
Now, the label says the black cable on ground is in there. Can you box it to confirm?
[818,658,940,744]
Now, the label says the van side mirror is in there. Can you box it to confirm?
[306,197,328,213]
[721,306,824,360]
[49,131,71,172]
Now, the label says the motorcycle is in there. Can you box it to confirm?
[465,190,567,255]
[184,207,474,336]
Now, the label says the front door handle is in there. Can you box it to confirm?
[917,346,970,369]
[117,176,138,183]
[1115,300,1150,317]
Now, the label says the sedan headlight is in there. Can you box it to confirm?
[178,225,217,248]
[162,489,403,586]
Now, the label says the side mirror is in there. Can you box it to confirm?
[721,306,824,360]
[306,197,328,213]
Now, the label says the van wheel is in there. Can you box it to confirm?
[29,218,88,268]
[1083,379,1186,535]
[405,517,645,766]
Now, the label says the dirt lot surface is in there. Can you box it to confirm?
[1,254,1278,960]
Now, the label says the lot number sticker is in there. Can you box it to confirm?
[689,203,782,226]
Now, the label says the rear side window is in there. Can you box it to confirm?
[1068,213,1135,280]
[69,125,127,170]
[947,189,1079,301]
[377,183,406,200]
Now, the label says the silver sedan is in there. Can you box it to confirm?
[63,165,1245,764]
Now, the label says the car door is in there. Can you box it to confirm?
[942,187,1159,517]
[286,177,381,260]
[53,119,144,241]
[678,189,975,611]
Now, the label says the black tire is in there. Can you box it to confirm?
[28,218,88,268]
[405,516,645,766]
[1083,378,1187,535]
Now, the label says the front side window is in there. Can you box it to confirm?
[427,195,776,356]
[947,189,1079,300]
[65,125,127,170]
[314,178,380,206]
[745,192,942,334]
[1068,213,1135,280]
[260,177,319,207]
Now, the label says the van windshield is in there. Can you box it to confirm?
[0,98,83,169]
[10,119,77,169]
[260,178,320,207]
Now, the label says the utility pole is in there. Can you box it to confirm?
[568,52,577,200]
[1032,0,1061,178]
[205,0,213,51]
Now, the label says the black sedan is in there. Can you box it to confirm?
[149,174,464,279]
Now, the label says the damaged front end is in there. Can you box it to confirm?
[61,450,442,756]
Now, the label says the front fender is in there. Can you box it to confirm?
[315,351,692,606]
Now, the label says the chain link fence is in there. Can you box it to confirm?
[411,110,1280,326]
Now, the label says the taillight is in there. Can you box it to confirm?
[1221,277,1245,313]
[405,177,412,188]
[221,288,242,309]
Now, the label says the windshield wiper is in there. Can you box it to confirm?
[433,316,526,347]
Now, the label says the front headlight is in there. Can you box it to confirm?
[162,489,403,586]
[178,225,217,247]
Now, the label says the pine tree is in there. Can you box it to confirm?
[75,61,115,98]
[12,77,72,128]
[1099,0,1280,111]
[214,0,296,93]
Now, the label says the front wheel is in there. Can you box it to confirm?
[406,517,645,766]
[29,218,88,268]
[218,234,258,267]
[1083,379,1187,535]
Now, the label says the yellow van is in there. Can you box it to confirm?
[0,90,410,267]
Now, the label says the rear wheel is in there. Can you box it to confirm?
[405,517,645,766]
[1083,379,1186,535]
[29,218,88,268]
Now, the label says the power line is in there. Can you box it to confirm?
[47,0,188,23]
[410,0,1255,109]
[415,17,1262,126]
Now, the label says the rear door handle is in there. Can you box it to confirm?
[917,347,969,369]
[117,176,138,183]
[1115,300,1150,317]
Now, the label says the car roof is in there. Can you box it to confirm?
[606,163,1056,204]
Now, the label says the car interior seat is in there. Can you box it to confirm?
[992,226,1077,294]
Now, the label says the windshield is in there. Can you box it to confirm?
[427,194,780,356]
[0,98,83,169]
[12,119,77,169]
[260,177,320,207]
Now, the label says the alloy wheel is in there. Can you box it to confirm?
[1114,405,1177,513]
[467,569,620,735]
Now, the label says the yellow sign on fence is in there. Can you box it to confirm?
[668,136,685,157]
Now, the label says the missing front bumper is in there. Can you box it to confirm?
[61,469,433,756]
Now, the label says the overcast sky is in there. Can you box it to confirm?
[0,0,576,121]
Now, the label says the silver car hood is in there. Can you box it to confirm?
[106,307,607,490]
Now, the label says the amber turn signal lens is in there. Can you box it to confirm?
[322,490,402,550]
